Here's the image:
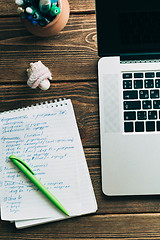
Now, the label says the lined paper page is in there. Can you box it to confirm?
[15,108,97,228]
[15,103,97,227]
[0,100,83,221]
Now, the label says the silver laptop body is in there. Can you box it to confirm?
[96,0,160,196]
[98,56,160,195]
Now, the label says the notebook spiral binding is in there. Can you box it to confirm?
[0,98,68,115]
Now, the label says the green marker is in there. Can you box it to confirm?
[9,155,69,216]
[50,4,61,15]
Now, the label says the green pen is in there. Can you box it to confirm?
[50,5,61,16]
[9,155,69,216]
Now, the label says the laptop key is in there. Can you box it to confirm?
[148,111,157,120]
[137,111,147,120]
[153,100,160,109]
[134,73,143,78]
[123,80,132,89]
[144,79,154,88]
[155,79,160,88]
[145,72,155,78]
[124,101,141,110]
[124,122,134,132]
[142,100,152,109]
[122,73,132,79]
[156,72,160,77]
[134,80,143,89]
[156,121,160,131]
[150,90,159,99]
[146,121,155,131]
[139,90,149,99]
[135,121,144,132]
[123,90,138,99]
[124,111,136,120]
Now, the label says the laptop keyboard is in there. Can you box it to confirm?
[123,71,160,133]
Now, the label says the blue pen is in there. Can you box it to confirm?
[27,14,38,25]
[31,19,39,25]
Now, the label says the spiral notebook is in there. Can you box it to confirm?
[0,99,97,228]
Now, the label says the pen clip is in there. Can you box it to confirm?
[9,155,35,175]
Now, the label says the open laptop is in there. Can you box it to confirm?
[96,0,160,196]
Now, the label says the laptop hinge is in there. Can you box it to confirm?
[120,53,160,61]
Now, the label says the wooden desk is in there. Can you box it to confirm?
[1,1,160,239]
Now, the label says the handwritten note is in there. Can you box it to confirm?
[0,100,83,221]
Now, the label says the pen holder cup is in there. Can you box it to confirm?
[21,0,70,37]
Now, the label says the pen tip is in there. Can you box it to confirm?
[65,211,69,216]
[62,209,69,216]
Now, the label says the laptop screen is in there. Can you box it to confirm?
[95,0,160,58]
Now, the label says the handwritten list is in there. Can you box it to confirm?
[0,100,84,221]
[0,99,97,228]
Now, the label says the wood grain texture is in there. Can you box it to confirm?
[0,0,95,16]
[1,212,160,239]
[0,15,98,82]
[0,82,99,147]
[1,0,160,238]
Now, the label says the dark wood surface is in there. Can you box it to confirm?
[1,1,160,239]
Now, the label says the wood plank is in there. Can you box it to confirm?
[0,0,96,16]
[1,213,160,239]
[0,82,99,147]
[0,15,98,82]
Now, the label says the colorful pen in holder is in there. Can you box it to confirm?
[15,0,70,37]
